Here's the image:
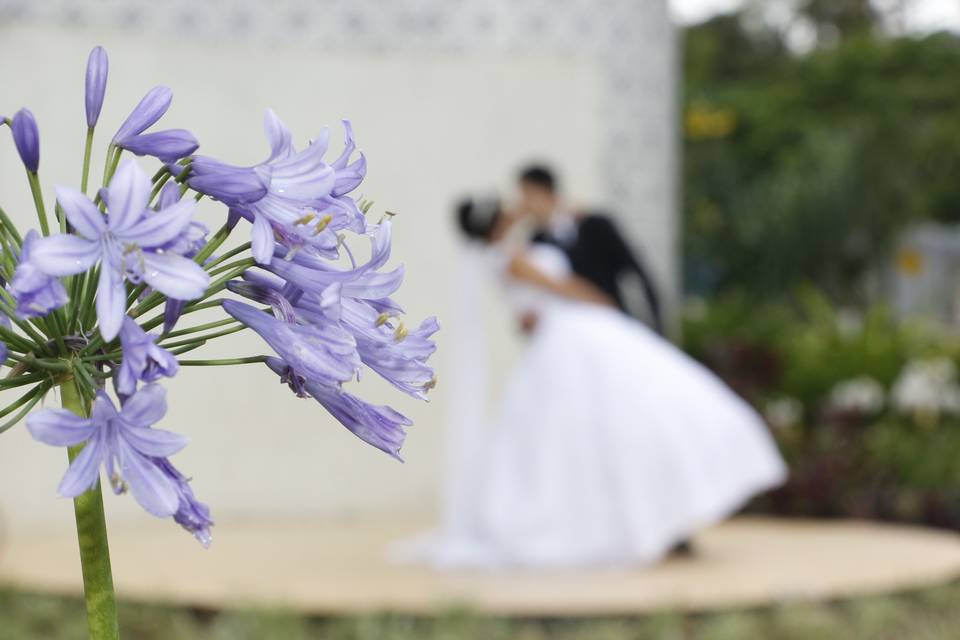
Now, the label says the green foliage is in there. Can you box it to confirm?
[683,292,960,525]
[7,583,960,639]
[683,20,960,297]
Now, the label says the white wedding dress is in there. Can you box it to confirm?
[398,243,787,570]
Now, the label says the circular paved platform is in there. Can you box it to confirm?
[2,516,960,615]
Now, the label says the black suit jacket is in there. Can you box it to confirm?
[532,214,663,334]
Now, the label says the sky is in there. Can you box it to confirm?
[669,0,960,33]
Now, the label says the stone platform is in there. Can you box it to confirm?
[2,516,959,616]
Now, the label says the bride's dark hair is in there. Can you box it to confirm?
[455,197,502,242]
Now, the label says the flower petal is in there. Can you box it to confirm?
[115,438,179,517]
[122,425,187,457]
[105,159,151,233]
[85,46,109,128]
[113,86,172,143]
[118,129,199,163]
[55,185,106,239]
[119,383,167,427]
[57,435,105,498]
[29,234,100,276]
[26,409,96,446]
[140,252,209,300]
[11,108,40,172]
[95,264,126,341]
[264,108,293,162]
[119,199,196,248]
[251,213,274,265]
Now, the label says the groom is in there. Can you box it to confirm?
[517,165,664,334]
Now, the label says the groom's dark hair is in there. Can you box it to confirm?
[518,164,557,193]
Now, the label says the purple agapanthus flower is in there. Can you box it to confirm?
[155,182,208,256]
[11,108,39,172]
[152,456,213,547]
[29,159,210,340]
[254,222,439,400]
[116,317,179,396]
[26,385,189,518]
[153,182,209,333]
[189,111,367,264]
[120,129,198,163]
[111,86,197,162]
[223,300,360,387]
[85,46,109,128]
[267,357,410,460]
[113,86,171,142]
[0,340,6,365]
[9,230,69,319]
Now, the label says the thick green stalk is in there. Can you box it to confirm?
[61,379,119,640]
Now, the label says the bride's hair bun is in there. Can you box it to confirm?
[455,196,502,242]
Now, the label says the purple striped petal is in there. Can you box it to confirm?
[54,185,105,240]
[121,425,188,457]
[114,437,179,517]
[119,199,195,248]
[140,252,209,300]
[105,159,151,233]
[57,433,106,497]
[26,409,96,446]
[29,234,100,276]
[95,264,126,341]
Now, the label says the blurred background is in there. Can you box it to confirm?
[4,0,960,638]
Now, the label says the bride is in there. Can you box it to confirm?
[400,197,787,570]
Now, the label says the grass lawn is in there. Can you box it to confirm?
[3,582,960,639]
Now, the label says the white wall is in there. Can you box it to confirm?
[0,24,608,533]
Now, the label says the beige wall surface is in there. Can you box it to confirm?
[0,24,613,533]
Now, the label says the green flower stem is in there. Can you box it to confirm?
[201,242,252,272]
[0,205,23,245]
[101,145,120,191]
[0,371,47,389]
[26,171,50,236]
[149,170,172,204]
[162,317,238,339]
[192,260,256,302]
[178,355,267,367]
[0,382,50,435]
[206,257,255,278]
[0,323,37,353]
[191,221,234,266]
[129,259,253,324]
[6,356,71,372]
[81,127,95,194]
[159,324,246,349]
[0,383,50,420]
[169,342,206,356]
[61,378,119,640]
[138,300,222,334]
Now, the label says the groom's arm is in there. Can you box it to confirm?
[582,216,664,334]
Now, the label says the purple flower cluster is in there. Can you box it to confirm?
[27,386,212,545]
[3,45,436,546]
[189,111,366,264]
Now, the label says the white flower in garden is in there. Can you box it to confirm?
[891,358,960,419]
[764,396,803,431]
[828,376,885,414]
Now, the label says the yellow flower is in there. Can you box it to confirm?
[685,101,737,140]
